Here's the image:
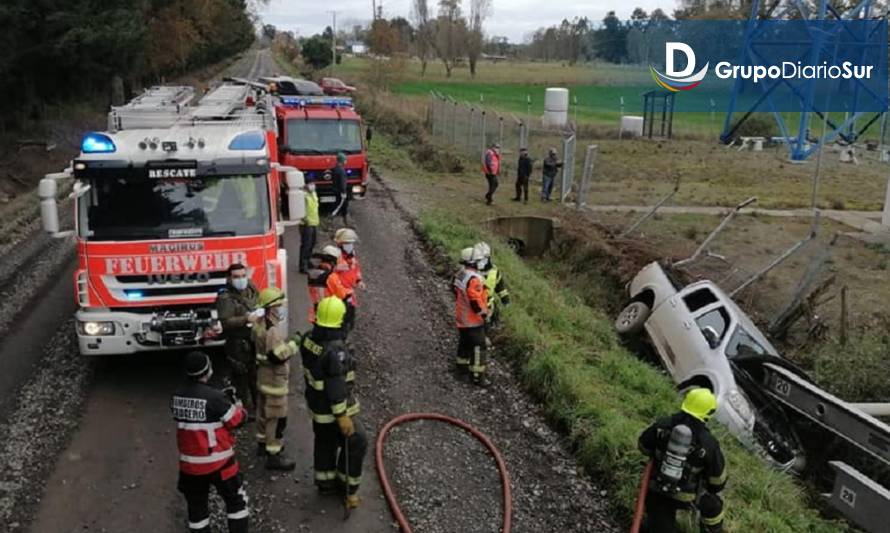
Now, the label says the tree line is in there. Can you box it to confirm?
[0,0,260,130]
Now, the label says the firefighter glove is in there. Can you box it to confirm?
[337,415,355,437]
[222,386,238,404]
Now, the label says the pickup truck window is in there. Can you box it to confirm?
[695,307,730,346]
[725,326,768,359]
[684,288,719,312]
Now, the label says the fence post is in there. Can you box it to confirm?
[468,107,475,153]
[481,110,487,155]
[560,134,576,203]
[452,100,458,145]
[576,144,599,209]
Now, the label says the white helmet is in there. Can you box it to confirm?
[321,244,342,260]
[334,228,358,244]
[460,247,474,264]
[472,242,491,261]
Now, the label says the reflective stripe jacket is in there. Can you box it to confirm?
[638,412,727,503]
[484,267,510,314]
[307,265,353,323]
[335,252,363,305]
[300,326,359,424]
[252,320,298,395]
[171,381,245,476]
[454,269,488,329]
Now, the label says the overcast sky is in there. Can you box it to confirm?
[259,0,676,43]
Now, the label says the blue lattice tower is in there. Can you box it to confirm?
[720,0,886,161]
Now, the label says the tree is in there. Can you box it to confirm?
[302,35,332,71]
[412,0,434,76]
[434,0,466,78]
[593,11,628,64]
[389,16,415,52]
[466,0,491,77]
[262,24,277,40]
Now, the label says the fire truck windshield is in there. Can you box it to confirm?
[78,175,270,241]
[285,119,362,154]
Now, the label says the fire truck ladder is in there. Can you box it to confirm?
[189,82,275,131]
[108,86,196,132]
[758,362,890,533]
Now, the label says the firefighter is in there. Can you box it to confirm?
[307,245,355,330]
[453,247,475,288]
[172,352,249,533]
[454,248,490,385]
[299,179,320,274]
[300,297,366,509]
[638,388,727,533]
[331,152,350,226]
[472,242,510,326]
[216,263,261,415]
[252,287,300,470]
[334,228,365,333]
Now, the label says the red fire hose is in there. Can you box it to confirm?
[375,412,513,533]
[630,460,654,533]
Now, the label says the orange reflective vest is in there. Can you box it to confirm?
[307,266,353,323]
[335,252,363,305]
[454,269,488,329]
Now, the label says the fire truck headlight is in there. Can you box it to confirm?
[352,185,363,194]
[79,321,115,336]
[228,130,266,151]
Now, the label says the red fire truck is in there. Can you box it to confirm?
[39,83,305,355]
[271,93,371,205]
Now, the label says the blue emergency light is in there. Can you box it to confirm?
[81,133,116,154]
[228,130,266,150]
[125,290,144,301]
[280,96,353,108]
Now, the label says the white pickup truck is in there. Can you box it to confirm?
[617,261,805,471]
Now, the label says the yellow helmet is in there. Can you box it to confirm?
[258,287,286,308]
[681,388,718,422]
[316,296,346,328]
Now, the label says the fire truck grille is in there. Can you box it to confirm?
[104,271,228,302]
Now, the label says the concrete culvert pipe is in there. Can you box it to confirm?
[487,216,555,257]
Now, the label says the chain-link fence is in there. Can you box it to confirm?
[428,92,592,204]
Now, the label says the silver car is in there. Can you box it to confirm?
[616,261,804,471]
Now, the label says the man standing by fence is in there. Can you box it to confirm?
[483,143,501,206]
[513,147,532,203]
[541,147,563,202]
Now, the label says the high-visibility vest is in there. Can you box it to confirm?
[305,192,320,227]
[454,269,487,328]
[307,267,352,323]
[485,267,508,311]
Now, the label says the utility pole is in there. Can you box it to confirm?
[329,10,337,76]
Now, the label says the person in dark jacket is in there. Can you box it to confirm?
[638,388,727,533]
[541,148,563,202]
[331,152,349,226]
[513,147,533,203]
[216,263,261,415]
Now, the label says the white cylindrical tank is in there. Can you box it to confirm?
[543,88,569,128]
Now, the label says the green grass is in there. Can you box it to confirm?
[417,212,848,532]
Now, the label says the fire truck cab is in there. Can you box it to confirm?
[39,83,305,355]
[273,95,370,204]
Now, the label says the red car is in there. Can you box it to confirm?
[320,77,356,96]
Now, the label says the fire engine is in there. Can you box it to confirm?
[38,82,306,355]
[271,93,371,204]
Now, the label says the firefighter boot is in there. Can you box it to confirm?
[346,494,361,510]
[266,451,297,471]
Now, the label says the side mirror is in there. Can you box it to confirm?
[39,178,60,234]
[284,169,305,224]
[365,126,373,144]
[702,326,720,349]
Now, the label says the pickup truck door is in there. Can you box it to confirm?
[646,293,694,379]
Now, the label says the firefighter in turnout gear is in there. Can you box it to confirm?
[172,352,249,533]
[216,263,261,415]
[307,245,355,329]
[453,247,490,385]
[300,297,367,509]
[638,388,727,533]
[252,287,299,471]
[472,242,510,325]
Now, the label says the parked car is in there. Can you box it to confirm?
[259,76,324,96]
[320,77,356,96]
[616,261,805,471]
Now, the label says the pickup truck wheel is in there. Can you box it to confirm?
[615,302,650,335]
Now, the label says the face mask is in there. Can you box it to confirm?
[232,277,248,291]
[476,260,487,270]
[267,306,281,323]
[342,243,354,254]
[307,184,316,193]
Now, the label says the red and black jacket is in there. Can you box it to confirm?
[171,381,245,477]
